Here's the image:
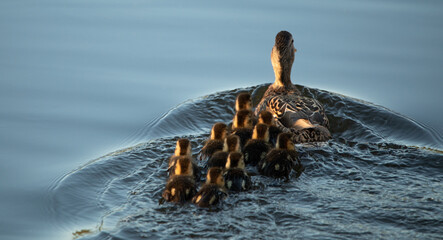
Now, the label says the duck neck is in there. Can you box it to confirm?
[273,65,292,88]
[271,47,294,88]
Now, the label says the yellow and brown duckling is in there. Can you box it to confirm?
[235,92,253,112]
[231,109,254,150]
[254,31,331,143]
[168,138,192,166]
[223,152,251,192]
[258,110,282,147]
[198,122,228,162]
[168,138,201,181]
[243,123,271,166]
[192,167,228,207]
[206,134,241,169]
[258,133,304,180]
[227,92,256,131]
[161,156,197,203]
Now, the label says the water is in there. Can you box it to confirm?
[51,86,443,239]
[1,0,442,239]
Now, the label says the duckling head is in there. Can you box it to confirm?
[235,92,252,112]
[174,138,192,157]
[252,123,269,142]
[271,31,297,87]
[233,109,253,129]
[223,134,241,152]
[174,156,194,176]
[210,122,227,140]
[225,152,245,169]
[276,133,295,151]
[258,110,276,126]
[206,167,225,187]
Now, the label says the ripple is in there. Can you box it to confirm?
[50,85,443,239]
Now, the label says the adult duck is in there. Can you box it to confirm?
[255,31,331,143]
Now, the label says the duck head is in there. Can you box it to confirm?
[271,31,297,87]
[258,110,276,126]
[235,92,252,112]
[174,138,192,157]
[225,152,245,169]
[276,133,295,151]
[174,156,194,176]
[233,109,253,129]
[252,123,269,142]
[206,167,225,187]
[211,122,227,140]
[223,134,241,152]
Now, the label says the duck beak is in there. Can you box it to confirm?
[294,48,297,53]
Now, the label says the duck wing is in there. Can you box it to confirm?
[267,94,329,128]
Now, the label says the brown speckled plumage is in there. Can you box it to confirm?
[255,31,331,143]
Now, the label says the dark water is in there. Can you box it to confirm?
[50,85,443,239]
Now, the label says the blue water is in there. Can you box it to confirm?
[0,0,442,239]
[51,85,443,239]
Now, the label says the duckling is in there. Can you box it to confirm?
[192,167,228,207]
[161,157,197,203]
[198,122,227,162]
[254,31,331,143]
[223,152,251,192]
[168,138,192,167]
[168,138,201,181]
[258,110,282,147]
[206,134,241,168]
[168,156,194,178]
[258,133,304,180]
[243,123,271,166]
[235,92,253,112]
[231,109,253,150]
[227,92,256,131]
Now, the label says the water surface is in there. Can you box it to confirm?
[51,86,442,239]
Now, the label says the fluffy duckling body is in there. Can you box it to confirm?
[223,152,251,192]
[192,167,228,207]
[258,110,282,147]
[198,122,227,162]
[206,135,241,169]
[231,109,253,150]
[258,133,303,180]
[162,157,197,203]
[254,31,331,143]
[243,123,271,166]
[168,138,201,181]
